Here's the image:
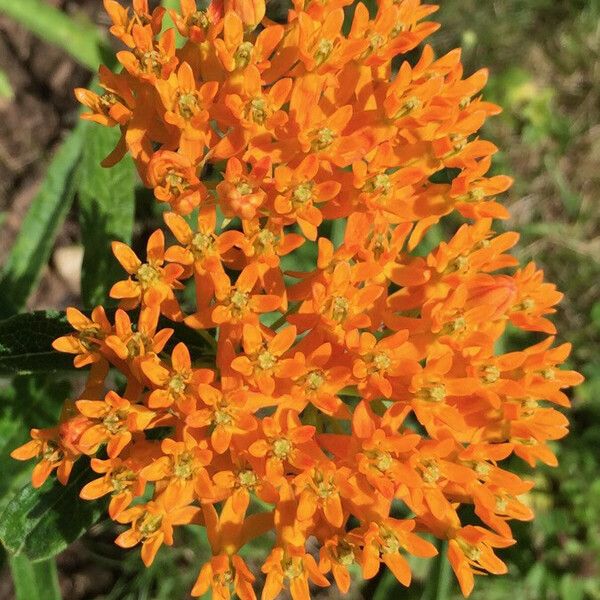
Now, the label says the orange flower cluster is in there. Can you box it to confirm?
[13,0,583,598]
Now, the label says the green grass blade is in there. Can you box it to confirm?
[0,0,111,70]
[0,121,88,318]
[78,125,136,308]
[8,555,61,600]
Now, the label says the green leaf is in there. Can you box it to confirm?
[0,0,112,70]
[0,460,106,561]
[8,555,61,600]
[0,311,74,375]
[79,125,136,308]
[0,122,88,318]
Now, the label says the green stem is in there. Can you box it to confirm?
[422,540,453,600]
[269,302,300,331]
[197,328,218,352]
[8,555,62,600]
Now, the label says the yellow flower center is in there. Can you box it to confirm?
[373,352,392,371]
[164,170,188,196]
[174,451,195,479]
[229,290,250,311]
[273,438,292,459]
[138,512,163,537]
[103,410,128,434]
[330,296,349,323]
[292,182,314,206]
[99,92,119,112]
[250,97,267,124]
[111,467,136,494]
[313,127,336,150]
[235,42,254,69]
[238,469,258,489]
[236,182,253,196]
[136,263,161,288]
[421,459,441,483]
[337,543,355,566]
[419,384,446,403]
[314,39,333,65]
[305,370,325,391]
[169,374,187,395]
[177,92,199,119]
[482,365,500,383]
[257,351,277,371]
[42,440,63,464]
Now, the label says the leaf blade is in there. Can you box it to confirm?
[78,125,136,308]
[0,460,106,561]
[0,0,111,70]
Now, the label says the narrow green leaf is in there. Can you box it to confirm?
[0,122,88,318]
[8,555,61,600]
[0,460,106,561]
[0,311,74,375]
[0,0,112,70]
[78,125,136,308]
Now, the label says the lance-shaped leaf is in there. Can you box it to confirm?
[78,125,136,308]
[0,0,112,70]
[0,460,107,561]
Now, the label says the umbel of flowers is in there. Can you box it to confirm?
[13,0,583,597]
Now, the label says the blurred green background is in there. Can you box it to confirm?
[0,0,598,599]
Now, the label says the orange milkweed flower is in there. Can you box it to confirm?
[11,427,77,488]
[52,306,111,367]
[115,486,200,566]
[76,391,155,457]
[110,230,185,319]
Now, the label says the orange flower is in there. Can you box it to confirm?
[53,306,111,367]
[186,383,260,454]
[186,264,281,332]
[115,486,200,565]
[75,65,134,127]
[76,391,155,457]
[140,434,213,500]
[448,526,515,597]
[147,150,207,214]
[248,409,320,482]
[80,444,159,518]
[110,230,184,319]
[262,546,329,600]
[11,428,77,488]
[360,519,437,585]
[231,324,302,394]
[141,341,213,410]
[273,154,340,240]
